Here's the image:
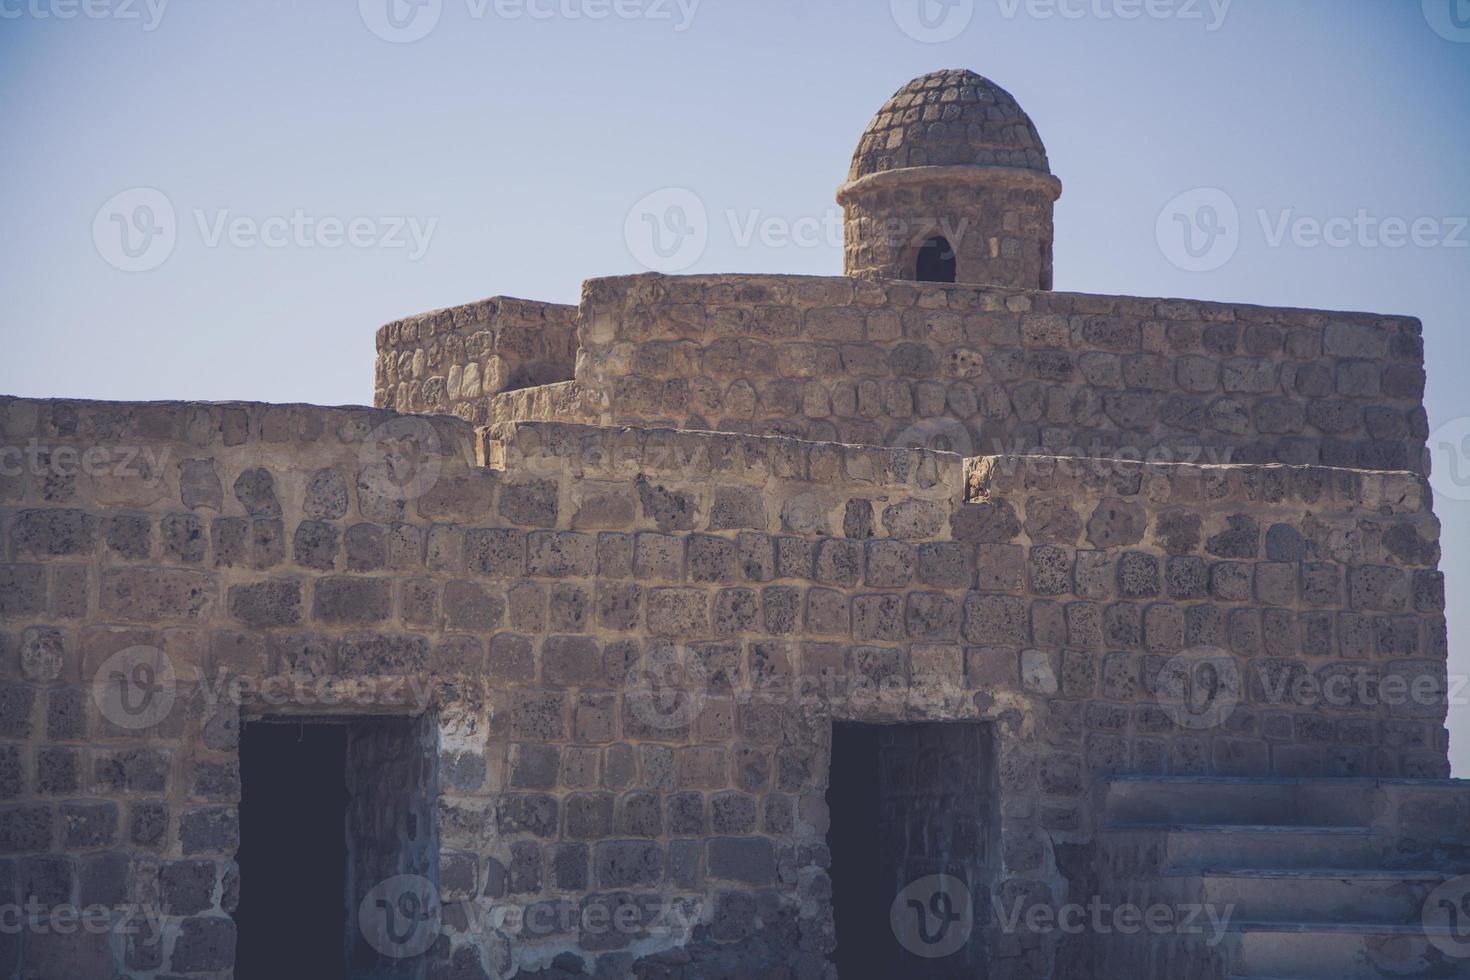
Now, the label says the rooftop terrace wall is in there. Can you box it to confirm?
[375,296,578,424]
[558,273,1428,473]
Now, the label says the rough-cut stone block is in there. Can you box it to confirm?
[311,576,389,623]
[646,589,708,636]
[100,567,216,621]
[228,580,302,628]
[594,840,663,888]
[707,836,776,885]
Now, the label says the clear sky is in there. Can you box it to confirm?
[3,0,1468,772]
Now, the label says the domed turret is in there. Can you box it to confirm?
[838,69,1062,289]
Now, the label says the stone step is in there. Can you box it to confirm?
[1104,777,1379,828]
[1104,822,1385,872]
[1230,922,1470,978]
[1189,869,1444,926]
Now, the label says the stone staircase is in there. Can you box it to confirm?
[1094,776,1470,979]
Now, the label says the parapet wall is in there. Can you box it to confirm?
[553,273,1428,473]
[374,296,578,424]
[0,395,1448,977]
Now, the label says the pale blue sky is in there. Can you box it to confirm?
[3,0,1468,771]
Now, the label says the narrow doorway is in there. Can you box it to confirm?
[235,715,439,980]
[915,235,958,283]
[236,721,348,979]
[827,722,994,978]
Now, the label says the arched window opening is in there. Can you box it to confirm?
[915,235,957,283]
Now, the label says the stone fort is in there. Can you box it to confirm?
[0,69,1465,978]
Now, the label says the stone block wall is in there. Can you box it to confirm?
[838,170,1059,289]
[502,273,1428,476]
[375,297,578,425]
[962,452,1450,785]
[0,394,1449,978]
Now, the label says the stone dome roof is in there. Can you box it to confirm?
[847,69,1051,182]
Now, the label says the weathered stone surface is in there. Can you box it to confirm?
[171,916,236,972]
[312,576,390,623]
[594,840,662,887]
[233,468,281,517]
[501,480,560,527]
[100,567,216,620]
[0,110,1451,979]
[227,579,301,627]
[707,837,777,885]
[180,459,224,511]
[1087,498,1146,548]
[12,509,98,557]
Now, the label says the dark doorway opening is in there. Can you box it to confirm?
[915,236,957,283]
[827,722,994,979]
[236,721,348,980]
[236,715,439,980]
